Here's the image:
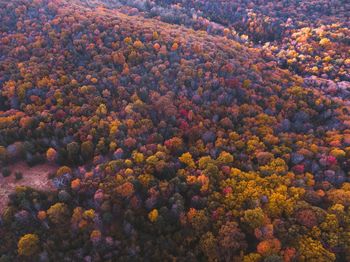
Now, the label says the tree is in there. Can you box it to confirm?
[298,236,335,261]
[0,146,8,163]
[164,137,184,154]
[257,238,281,256]
[218,221,247,259]
[190,210,209,233]
[71,178,81,190]
[199,232,218,261]
[179,152,196,168]
[46,147,57,162]
[90,230,102,244]
[116,182,134,198]
[216,151,234,165]
[295,208,318,228]
[56,166,72,177]
[81,141,94,161]
[18,234,40,257]
[47,202,70,224]
[148,209,159,223]
[67,141,79,164]
[242,207,265,228]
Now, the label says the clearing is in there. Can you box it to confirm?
[0,161,57,214]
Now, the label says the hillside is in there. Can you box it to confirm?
[0,0,350,261]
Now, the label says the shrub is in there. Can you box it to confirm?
[14,171,23,180]
[1,168,11,177]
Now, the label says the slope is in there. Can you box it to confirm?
[0,0,350,260]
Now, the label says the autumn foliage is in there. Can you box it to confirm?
[0,0,349,261]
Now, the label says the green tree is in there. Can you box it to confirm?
[81,141,94,161]
[67,141,80,164]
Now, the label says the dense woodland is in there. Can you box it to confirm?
[0,0,350,261]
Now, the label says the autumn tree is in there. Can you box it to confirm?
[18,234,40,257]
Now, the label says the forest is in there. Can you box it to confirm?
[0,0,349,261]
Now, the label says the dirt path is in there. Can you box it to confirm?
[0,161,57,214]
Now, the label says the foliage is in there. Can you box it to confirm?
[0,0,349,260]
[17,234,40,257]
[47,203,70,224]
